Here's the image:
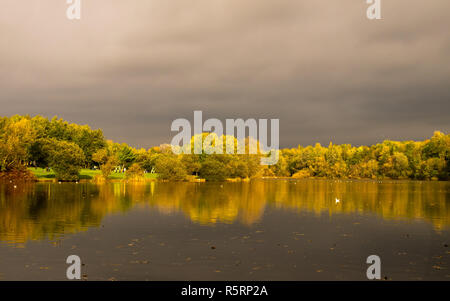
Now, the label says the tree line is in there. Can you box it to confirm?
[270,132,449,181]
[0,115,449,181]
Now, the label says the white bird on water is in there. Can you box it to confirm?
[335,198,340,204]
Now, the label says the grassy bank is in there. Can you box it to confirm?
[29,167,158,181]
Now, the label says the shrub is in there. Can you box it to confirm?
[44,140,85,181]
[126,163,145,181]
[154,155,187,181]
[292,169,312,179]
[199,156,229,181]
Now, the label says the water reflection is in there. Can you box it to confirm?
[0,180,449,244]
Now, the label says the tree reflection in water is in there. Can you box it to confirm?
[0,179,449,245]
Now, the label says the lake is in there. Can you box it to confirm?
[0,179,448,280]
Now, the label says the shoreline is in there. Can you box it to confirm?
[1,174,446,184]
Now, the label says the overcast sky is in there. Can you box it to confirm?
[1,1,449,148]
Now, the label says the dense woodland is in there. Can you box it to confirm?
[0,115,449,181]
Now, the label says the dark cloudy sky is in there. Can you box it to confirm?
[1,1,449,148]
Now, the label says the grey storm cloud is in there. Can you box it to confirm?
[0,0,449,148]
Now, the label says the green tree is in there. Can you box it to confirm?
[181,154,201,175]
[118,144,136,171]
[44,140,85,181]
[199,156,230,181]
[92,147,118,179]
[0,117,36,171]
[154,154,187,181]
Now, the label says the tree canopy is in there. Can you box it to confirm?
[1,115,449,181]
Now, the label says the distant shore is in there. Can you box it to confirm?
[0,168,445,184]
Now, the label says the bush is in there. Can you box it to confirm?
[154,155,187,181]
[0,166,36,182]
[292,169,312,179]
[199,156,229,181]
[44,140,85,181]
[126,163,145,181]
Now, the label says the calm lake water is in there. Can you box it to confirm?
[0,179,448,280]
